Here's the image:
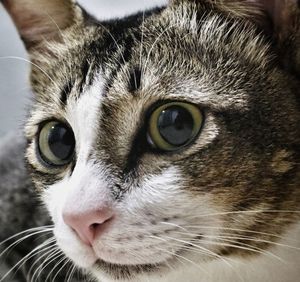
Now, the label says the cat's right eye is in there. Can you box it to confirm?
[38,121,75,167]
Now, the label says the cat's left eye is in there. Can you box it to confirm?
[38,121,75,167]
[147,102,203,151]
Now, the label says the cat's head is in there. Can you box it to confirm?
[2,0,300,281]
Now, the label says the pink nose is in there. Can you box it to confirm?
[63,208,114,246]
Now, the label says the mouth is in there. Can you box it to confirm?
[92,236,205,280]
[93,258,163,280]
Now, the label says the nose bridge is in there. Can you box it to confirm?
[62,163,114,245]
[66,164,112,207]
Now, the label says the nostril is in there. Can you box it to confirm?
[89,216,114,239]
[90,223,100,230]
[62,209,114,246]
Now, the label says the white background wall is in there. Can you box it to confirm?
[0,0,167,137]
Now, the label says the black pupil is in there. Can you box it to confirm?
[48,124,75,161]
[158,106,194,146]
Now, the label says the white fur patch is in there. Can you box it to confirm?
[65,74,105,161]
[43,76,106,268]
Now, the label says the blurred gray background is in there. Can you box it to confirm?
[0,0,167,137]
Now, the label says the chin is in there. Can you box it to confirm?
[86,245,212,282]
[90,261,160,282]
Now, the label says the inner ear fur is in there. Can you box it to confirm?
[1,0,82,49]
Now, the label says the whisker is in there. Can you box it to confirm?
[18,241,57,278]
[207,234,300,251]
[43,12,65,42]
[160,221,190,232]
[149,233,244,280]
[197,239,286,263]
[171,230,300,251]
[45,256,67,282]
[149,235,215,258]
[0,57,61,91]
[50,257,70,282]
[0,225,54,247]
[153,245,208,274]
[30,252,61,282]
[63,264,74,282]
[0,228,54,259]
[160,232,283,262]
[139,11,145,77]
[0,237,56,282]
[26,246,57,278]
[65,263,77,282]
[156,235,234,269]
[30,248,62,282]
[173,244,244,281]
[142,24,175,79]
[183,225,295,242]
[186,210,300,219]
[96,23,127,67]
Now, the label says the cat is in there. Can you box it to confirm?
[1,0,299,281]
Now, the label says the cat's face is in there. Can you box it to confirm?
[3,0,300,281]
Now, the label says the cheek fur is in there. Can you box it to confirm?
[44,164,223,268]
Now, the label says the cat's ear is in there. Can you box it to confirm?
[1,0,84,50]
[213,0,300,75]
[250,0,299,37]
[169,0,298,35]
[170,0,300,75]
[237,0,300,76]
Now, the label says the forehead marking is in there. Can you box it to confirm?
[65,74,105,163]
[60,80,74,107]
[128,67,142,94]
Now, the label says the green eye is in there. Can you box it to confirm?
[38,121,75,166]
[147,102,203,151]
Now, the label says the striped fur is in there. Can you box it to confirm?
[2,0,300,281]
